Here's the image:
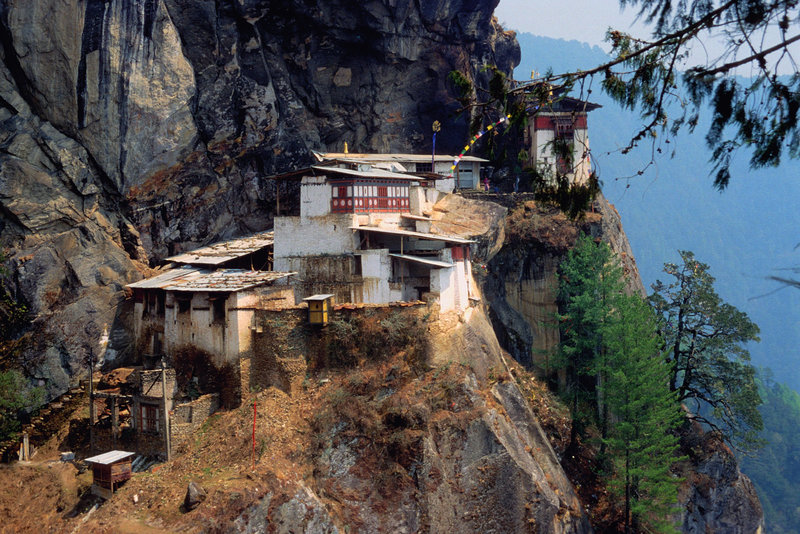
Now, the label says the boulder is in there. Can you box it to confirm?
[183,481,207,512]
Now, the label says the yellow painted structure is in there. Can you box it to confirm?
[303,294,335,325]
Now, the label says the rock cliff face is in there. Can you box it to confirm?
[473,193,764,533]
[478,193,643,368]
[298,309,591,534]
[678,425,765,533]
[0,0,518,395]
[0,1,764,530]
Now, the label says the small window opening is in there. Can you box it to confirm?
[140,404,160,433]
[156,292,165,314]
[212,298,226,324]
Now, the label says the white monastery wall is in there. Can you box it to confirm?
[300,176,330,218]
[357,249,402,304]
[431,266,455,312]
[273,214,357,266]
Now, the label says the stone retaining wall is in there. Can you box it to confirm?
[249,304,429,395]
[169,393,220,447]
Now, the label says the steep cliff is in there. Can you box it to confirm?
[0,1,765,530]
[0,303,592,533]
[476,193,642,369]
[0,0,518,396]
[473,192,764,533]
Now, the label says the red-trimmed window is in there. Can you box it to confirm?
[331,181,409,213]
[139,404,160,433]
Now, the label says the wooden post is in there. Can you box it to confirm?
[111,396,119,444]
[252,401,257,471]
[400,237,404,289]
[160,361,171,461]
[88,354,95,424]
[88,351,95,454]
[22,432,29,461]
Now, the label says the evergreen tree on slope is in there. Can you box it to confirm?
[649,250,763,451]
[602,294,684,534]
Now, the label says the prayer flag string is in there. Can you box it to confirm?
[448,114,512,177]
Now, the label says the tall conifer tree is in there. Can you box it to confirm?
[558,234,624,444]
[559,236,683,532]
[601,294,684,534]
[649,251,763,451]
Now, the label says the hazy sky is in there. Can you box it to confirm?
[493,0,649,51]
[494,0,799,74]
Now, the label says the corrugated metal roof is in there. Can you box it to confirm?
[332,159,409,172]
[129,267,294,293]
[389,254,453,268]
[163,269,295,292]
[311,165,421,181]
[166,231,274,266]
[350,225,476,244]
[127,266,205,289]
[318,153,489,163]
[85,450,135,465]
[303,294,335,301]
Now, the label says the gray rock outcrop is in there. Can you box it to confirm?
[0,0,518,396]
[309,312,592,533]
[183,480,207,511]
[235,485,339,534]
[678,427,765,534]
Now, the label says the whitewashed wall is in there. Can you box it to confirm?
[273,213,357,266]
[453,161,481,189]
[529,121,591,186]
[158,287,296,367]
[300,176,331,218]
[163,291,231,363]
[430,266,455,312]
[358,249,402,304]
[409,186,426,215]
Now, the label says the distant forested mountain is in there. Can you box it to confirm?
[513,33,800,392]
[741,375,800,533]
[512,32,800,534]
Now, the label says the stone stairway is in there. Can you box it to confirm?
[0,385,87,462]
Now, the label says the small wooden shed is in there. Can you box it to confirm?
[85,450,135,499]
[303,294,335,325]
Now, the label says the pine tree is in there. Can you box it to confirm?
[558,234,624,445]
[649,251,763,451]
[558,237,684,532]
[601,294,684,534]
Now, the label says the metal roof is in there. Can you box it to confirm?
[311,165,421,181]
[350,225,475,244]
[165,231,274,266]
[85,450,135,465]
[302,294,335,301]
[128,267,294,293]
[400,213,433,221]
[317,152,489,163]
[331,159,409,172]
[164,269,295,292]
[127,266,205,289]
[389,254,453,268]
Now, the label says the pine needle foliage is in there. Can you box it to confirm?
[558,234,624,443]
[649,251,764,452]
[558,235,684,532]
[601,295,684,534]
